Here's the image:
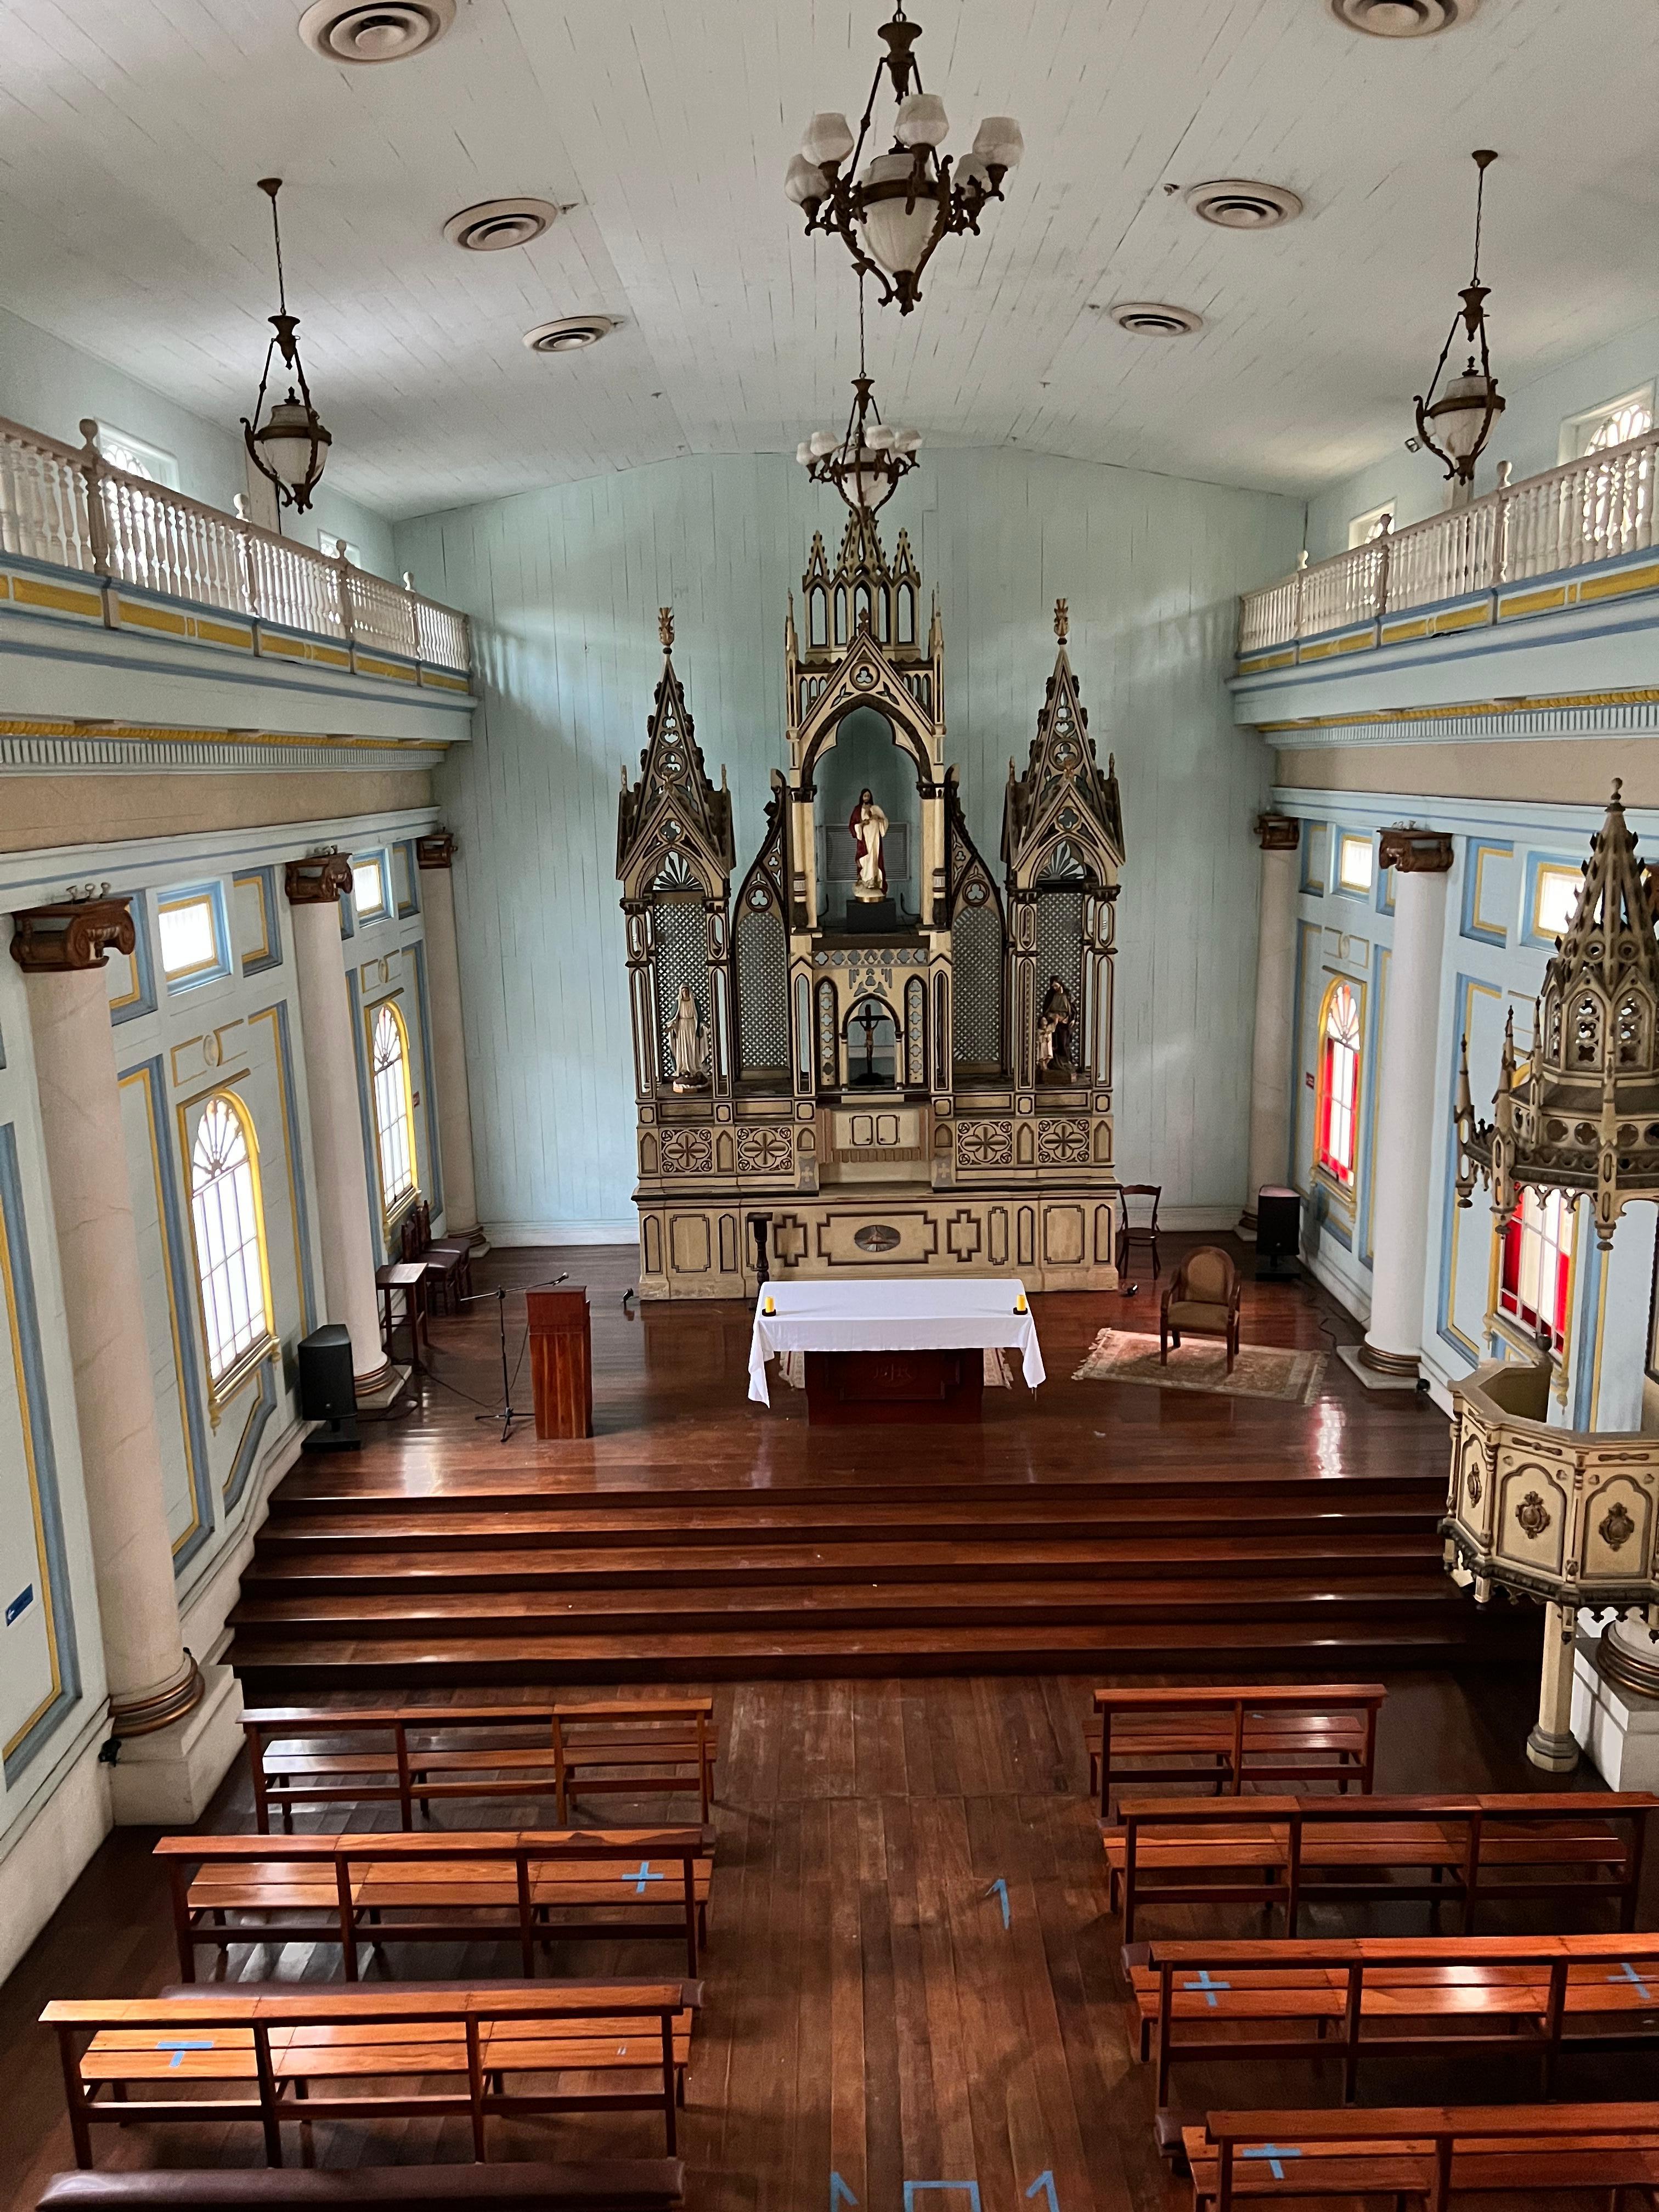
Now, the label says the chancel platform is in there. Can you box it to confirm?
[616,552,1125,1299]
[746,1276,1045,1419]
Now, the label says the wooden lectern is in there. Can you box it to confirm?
[526,1283,592,1439]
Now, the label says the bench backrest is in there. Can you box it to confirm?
[37,2163,687,2210]
[42,1982,699,2033]
[1092,1684,1385,1819]
[156,1826,712,1868]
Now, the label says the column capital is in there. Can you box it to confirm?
[285,851,353,905]
[1255,812,1300,852]
[10,896,135,972]
[416,830,458,871]
[1379,826,1455,874]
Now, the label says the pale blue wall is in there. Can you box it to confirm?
[396,449,1305,1238]
[0,301,393,578]
[1306,311,1659,564]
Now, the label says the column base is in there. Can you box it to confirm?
[1525,1722,1582,1774]
[448,1222,492,1256]
[1573,1630,1659,1790]
[1236,1209,1258,1241]
[108,1660,244,1825]
[355,1363,411,1413]
[1336,1344,1421,1393]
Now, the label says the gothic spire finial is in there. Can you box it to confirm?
[1054,597,1068,643]
[658,606,674,653]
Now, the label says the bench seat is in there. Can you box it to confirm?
[78,2013,697,2081]
[187,1857,714,1915]
[36,2162,686,2211]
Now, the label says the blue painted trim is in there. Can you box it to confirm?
[1289,919,1318,1191]
[1299,822,1328,895]
[0,1019,7,1070]
[1521,849,1588,950]
[1359,941,1386,1271]
[1331,826,1376,904]
[158,880,232,996]
[223,1359,278,1514]
[339,892,356,943]
[1436,972,1495,1365]
[343,971,383,1259]
[0,1120,82,1782]
[349,848,393,929]
[266,998,318,1336]
[1572,1230,1603,1431]
[1375,863,1396,918]
[1459,839,1514,949]
[121,1054,215,1572]
[411,939,444,1217]
[396,840,421,919]
[233,865,283,977]
[110,889,159,1025]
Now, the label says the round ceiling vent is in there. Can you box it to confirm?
[523,314,617,354]
[1186,178,1304,229]
[444,199,562,251]
[1105,302,1204,336]
[1329,0,1480,35]
[298,1,455,64]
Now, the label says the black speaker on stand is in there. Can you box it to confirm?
[298,1323,360,1450]
[1255,1186,1302,1282]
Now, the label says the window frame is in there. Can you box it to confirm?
[1494,1186,1577,1359]
[93,421,182,490]
[1335,833,1375,898]
[1347,499,1396,550]
[368,997,420,1229]
[1313,976,1363,1201]
[351,850,390,924]
[1559,383,1656,465]
[184,1088,276,1411]
[156,884,231,992]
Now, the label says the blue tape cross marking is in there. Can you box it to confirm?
[1611,1961,1654,2000]
[157,2039,215,2070]
[1242,2148,1301,2181]
[627,1861,667,1895]
[1183,1971,1231,2008]
[830,2176,859,2210]
[984,1877,1010,1929]
[1025,2171,1059,2212]
[905,2186,981,2212]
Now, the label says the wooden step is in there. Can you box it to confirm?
[239,1529,1443,1596]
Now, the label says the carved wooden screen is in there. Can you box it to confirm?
[652,887,709,1087]
[947,786,1006,1076]
[1035,887,1086,1065]
[733,798,790,1078]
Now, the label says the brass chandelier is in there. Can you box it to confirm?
[241,178,331,513]
[1455,785,1659,1251]
[796,285,920,516]
[784,2,1023,315]
[1413,150,1505,488]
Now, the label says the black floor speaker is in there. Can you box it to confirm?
[1255,1186,1302,1280]
[298,1323,360,1449]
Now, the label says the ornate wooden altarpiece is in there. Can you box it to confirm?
[616,519,1125,1298]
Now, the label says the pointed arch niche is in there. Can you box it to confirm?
[813,706,922,928]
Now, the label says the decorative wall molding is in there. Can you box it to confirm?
[1256,690,1659,751]
[284,853,354,906]
[9,898,134,973]
[0,722,449,777]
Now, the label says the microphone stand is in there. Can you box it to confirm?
[458,1285,523,1444]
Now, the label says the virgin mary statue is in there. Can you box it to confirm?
[849,787,889,902]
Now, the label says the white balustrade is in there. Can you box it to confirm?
[0,411,470,675]
[1239,426,1659,654]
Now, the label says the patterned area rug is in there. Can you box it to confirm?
[1071,1328,1327,1406]
[778,1347,1013,1390]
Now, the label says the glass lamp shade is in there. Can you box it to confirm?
[1429,363,1503,461]
[795,441,814,465]
[895,92,949,148]
[802,111,855,167]
[856,153,941,276]
[785,154,827,206]
[973,116,1024,169]
[894,428,922,454]
[255,392,330,489]
[851,454,898,510]
[864,423,896,451]
[955,154,993,195]
[809,430,838,458]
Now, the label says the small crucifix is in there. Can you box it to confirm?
[855,1000,883,1084]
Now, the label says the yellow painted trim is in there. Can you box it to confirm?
[1312,971,1364,1213]
[232,872,274,969]
[106,948,144,1015]
[1379,618,1430,646]
[1365,947,1388,1265]
[9,575,104,618]
[1497,584,1568,620]
[194,617,256,651]
[0,717,442,751]
[1297,638,1342,663]
[175,1085,276,1428]
[1434,602,1492,634]
[1336,630,1376,656]
[248,1006,308,1348]
[354,653,418,685]
[0,1158,64,1758]
[156,893,222,984]
[420,668,473,693]
[364,992,421,1231]
[1575,560,1659,605]
[1531,862,1581,944]
[117,600,190,637]
[1468,843,1511,943]
[1259,685,1659,735]
[119,1064,203,1556]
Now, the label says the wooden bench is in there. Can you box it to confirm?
[37,2163,685,2210]
[42,1982,700,2168]
[1088,1684,1385,1822]
[1128,1930,1659,2123]
[244,1702,719,1832]
[157,1828,713,1981]
[1103,1791,1656,1944]
[1184,2102,1659,2211]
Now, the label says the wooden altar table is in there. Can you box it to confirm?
[747,1279,1045,1423]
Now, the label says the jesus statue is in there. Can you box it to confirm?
[848,787,889,902]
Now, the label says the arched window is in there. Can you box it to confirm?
[189,1093,273,1384]
[1316,980,1362,1188]
[370,1001,418,1217]
[1498,1188,1575,1352]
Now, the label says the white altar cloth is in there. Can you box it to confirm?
[747,1278,1045,1407]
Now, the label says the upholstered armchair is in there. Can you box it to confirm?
[1159,1245,1242,1373]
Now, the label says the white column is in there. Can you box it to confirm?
[285,856,390,1395]
[1240,815,1301,1232]
[415,832,482,1244]
[1358,831,1455,1380]
[14,898,241,1821]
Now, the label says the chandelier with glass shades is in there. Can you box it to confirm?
[241,178,331,513]
[797,293,921,516]
[1413,150,1505,489]
[785,2,1023,315]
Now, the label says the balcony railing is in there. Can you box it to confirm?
[0,414,469,676]
[1239,427,1659,659]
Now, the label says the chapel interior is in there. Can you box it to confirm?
[7,3,1659,2209]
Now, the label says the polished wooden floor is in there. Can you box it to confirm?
[225,1240,1534,1685]
[1,1243,1583,2212]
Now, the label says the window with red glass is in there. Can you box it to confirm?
[1498,1187,1575,1351]
[1316,980,1361,1187]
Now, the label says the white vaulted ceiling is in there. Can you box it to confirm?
[0,0,1656,519]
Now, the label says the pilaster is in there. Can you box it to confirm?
[415,831,483,1246]
[1240,814,1300,1233]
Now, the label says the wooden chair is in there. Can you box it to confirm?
[1160,1245,1241,1373]
[1116,1183,1162,1277]
[401,1200,466,1313]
